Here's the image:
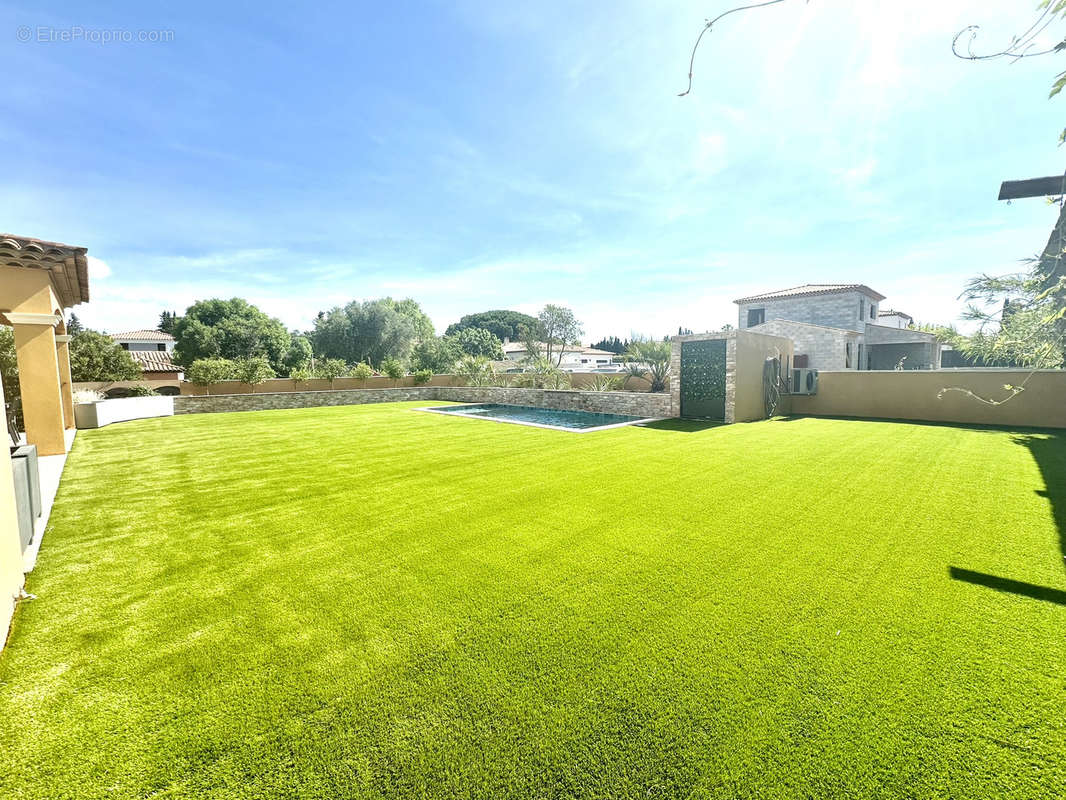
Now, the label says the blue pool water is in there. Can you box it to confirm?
[425,403,648,431]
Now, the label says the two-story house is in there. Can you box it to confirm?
[734,284,940,371]
[109,330,182,381]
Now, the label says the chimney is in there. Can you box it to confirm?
[503,337,510,345]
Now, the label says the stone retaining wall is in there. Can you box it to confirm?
[173,386,675,418]
[435,387,672,418]
[174,387,438,414]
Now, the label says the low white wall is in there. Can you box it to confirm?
[74,396,175,429]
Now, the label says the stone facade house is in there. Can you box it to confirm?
[734,284,940,371]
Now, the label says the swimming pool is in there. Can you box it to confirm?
[420,403,655,432]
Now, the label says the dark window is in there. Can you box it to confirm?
[859,298,865,320]
[120,343,129,350]
[869,303,876,320]
[747,308,765,327]
[845,342,853,369]
[858,343,865,370]
[157,343,166,351]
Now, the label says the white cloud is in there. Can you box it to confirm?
[86,255,111,280]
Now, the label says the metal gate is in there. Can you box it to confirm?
[680,339,727,419]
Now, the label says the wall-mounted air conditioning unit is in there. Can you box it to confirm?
[791,368,818,395]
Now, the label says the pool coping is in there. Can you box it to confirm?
[415,404,662,433]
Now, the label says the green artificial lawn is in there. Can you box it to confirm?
[2,402,1065,799]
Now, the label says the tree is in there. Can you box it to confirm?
[283,335,313,374]
[351,362,374,387]
[537,305,583,367]
[518,323,542,364]
[171,298,291,372]
[186,358,236,395]
[0,327,22,430]
[157,310,179,335]
[410,337,460,374]
[290,366,313,386]
[66,313,84,336]
[444,310,544,341]
[381,358,405,386]
[383,297,435,341]
[69,331,142,382]
[233,356,276,392]
[590,336,626,355]
[624,338,672,393]
[448,327,503,360]
[315,358,349,389]
[311,298,421,366]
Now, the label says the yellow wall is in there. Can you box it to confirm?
[791,370,1066,429]
[0,375,25,645]
[0,267,62,315]
[733,330,794,423]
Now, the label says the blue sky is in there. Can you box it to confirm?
[2,0,1065,340]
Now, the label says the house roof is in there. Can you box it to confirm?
[877,309,913,320]
[0,233,90,307]
[109,329,175,341]
[127,350,179,373]
[502,341,616,356]
[734,284,886,303]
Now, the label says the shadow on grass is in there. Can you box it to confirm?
[1013,431,1066,573]
[777,414,1056,435]
[636,419,726,433]
[949,567,1066,607]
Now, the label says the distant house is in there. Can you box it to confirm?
[734,284,940,371]
[501,340,620,372]
[876,309,914,329]
[109,330,182,381]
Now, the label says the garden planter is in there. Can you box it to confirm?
[74,396,174,429]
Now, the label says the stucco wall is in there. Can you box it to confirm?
[174,386,674,418]
[733,330,794,423]
[790,370,1066,429]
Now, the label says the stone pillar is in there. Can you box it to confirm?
[10,314,67,455]
[55,334,75,429]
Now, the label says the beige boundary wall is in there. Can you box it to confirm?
[174,386,674,418]
[178,372,653,395]
[790,370,1066,429]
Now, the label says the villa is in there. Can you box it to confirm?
[735,283,941,371]
[501,340,620,371]
[110,329,182,382]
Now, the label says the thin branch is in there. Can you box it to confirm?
[952,4,1065,63]
[679,0,791,97]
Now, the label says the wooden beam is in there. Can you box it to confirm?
[998,175,1066,201]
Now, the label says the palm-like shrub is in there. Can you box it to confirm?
[456,355,498,387]
[624,339,671,393]
[586,374,623,392]
[513,357,570,389]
